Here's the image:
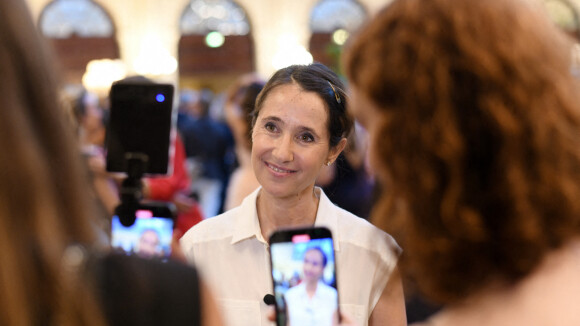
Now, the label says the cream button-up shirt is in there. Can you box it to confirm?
[181,187,401,326]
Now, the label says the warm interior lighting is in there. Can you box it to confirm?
[82,59,127,95]
[133,36,178,76]
[272,33,313,70]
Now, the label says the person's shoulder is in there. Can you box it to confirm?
[328,201,401,258]
[330,202,389,238]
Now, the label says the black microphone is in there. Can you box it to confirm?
[263,294,275,306]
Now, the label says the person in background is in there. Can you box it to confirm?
[342,0,580,325]
[0,0,222,325]
[63,87,120,218]
[181,63,406,326]
[178,88,236,218]
[142,132,205,236]
[316,122,374,219]
[222,73,265,210]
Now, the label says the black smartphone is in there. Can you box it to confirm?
[111,202,175,261]
[105,82,174,175]
[269,227,339,326]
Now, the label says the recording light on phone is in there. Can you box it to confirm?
[136,210,153,218]
[156,94,165,103]
[292,234,311,243]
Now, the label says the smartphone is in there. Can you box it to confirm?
[269,227,339,326]
[105,82,174,175]
[111,202,175,261]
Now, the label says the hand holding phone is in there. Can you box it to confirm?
[269,227,339,326]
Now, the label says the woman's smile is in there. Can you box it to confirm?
[265,161,297,175]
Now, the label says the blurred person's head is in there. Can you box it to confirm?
[137,229,161,258]
[238,81,265,150]
[71,89,107,146]
[178,89,199,115]
[0,0,107,324]
[195,88,214,118]
[344,0,580,304]
[302,247,327,285]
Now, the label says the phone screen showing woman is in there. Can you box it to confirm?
[269,227,338,326]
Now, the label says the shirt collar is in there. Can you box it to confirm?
[230,187,341,251]
[313,188,341,251]
[231,187,264,245]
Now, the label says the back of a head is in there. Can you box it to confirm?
[344,0,580,304]
[0,0,106,324]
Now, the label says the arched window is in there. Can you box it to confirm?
[39,0,119,83]
[543,0,580,41]
[178,0,254,88]
[309,0,367,73]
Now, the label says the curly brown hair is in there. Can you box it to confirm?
[344,0,580,304]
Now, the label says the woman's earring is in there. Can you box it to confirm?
[326,161,331,166]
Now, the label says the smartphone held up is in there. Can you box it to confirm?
[111,202,176,261]
[269,227,339,326]
[105,81,174,175]
[104,80,177,260]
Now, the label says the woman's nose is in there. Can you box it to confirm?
[272,134,294,162]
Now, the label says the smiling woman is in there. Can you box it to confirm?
[181,63,406,326]
[250,83,341,205]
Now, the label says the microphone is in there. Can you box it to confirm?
[263,294,275,306]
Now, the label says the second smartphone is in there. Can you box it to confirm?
[111,202,175,261]
[269,226,339,326]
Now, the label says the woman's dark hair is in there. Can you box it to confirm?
[305,247,327,267]
[252,63,353,148]
[240,81,265,148]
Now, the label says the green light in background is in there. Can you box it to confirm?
[205,31,225,48]
[332,29,349,45]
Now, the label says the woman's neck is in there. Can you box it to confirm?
[306,280,319,298]
[257,187,320,241]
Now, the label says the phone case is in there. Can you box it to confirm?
[105,82,174,175]
[111,201,176,261]
[269,227,339,326]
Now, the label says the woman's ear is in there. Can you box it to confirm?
[326,138,347,165]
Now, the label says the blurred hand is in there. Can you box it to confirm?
[335,311,359,326]
[172,192,197,214]
[170,229,187,263]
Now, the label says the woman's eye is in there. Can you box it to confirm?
[299,133,314,142]
[264,122,277,132]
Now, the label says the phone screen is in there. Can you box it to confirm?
[269,227,338,326]
[105,82,174,175]
[111,208,174,261]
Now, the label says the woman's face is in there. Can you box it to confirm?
[251,83,341,199]
[302,249,325,284]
